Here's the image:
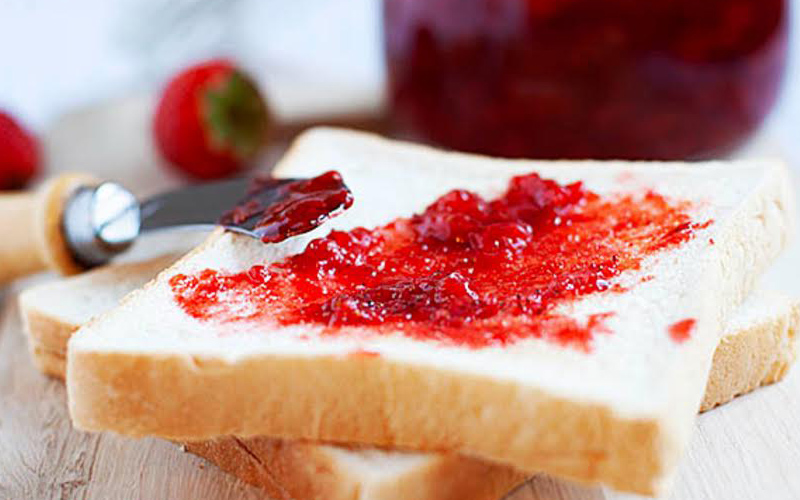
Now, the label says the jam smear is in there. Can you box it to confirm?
[669,319,696,343]
[219,170,354,243]
[174,172,711,351]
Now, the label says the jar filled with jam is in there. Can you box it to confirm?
[384,0,788,160]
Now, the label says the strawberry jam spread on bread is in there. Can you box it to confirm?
[171,172,711,351]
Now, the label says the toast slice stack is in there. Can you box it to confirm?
[65,128,794,495]
[20,255,799,500]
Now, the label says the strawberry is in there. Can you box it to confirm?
[153,59,271,180]
[0,111,39,190]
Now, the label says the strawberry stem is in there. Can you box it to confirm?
[203,71,270,161]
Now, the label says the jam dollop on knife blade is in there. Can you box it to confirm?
[178,172,711,351]
[219,170,354,243]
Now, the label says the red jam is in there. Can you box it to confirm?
[384,0,787,159]
[669,318,696,343]
[219,171,353,243]
[172,172,711,351]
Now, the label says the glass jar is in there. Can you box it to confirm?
[384,0,788,160]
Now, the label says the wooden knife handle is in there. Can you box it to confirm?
[0,173,97,284]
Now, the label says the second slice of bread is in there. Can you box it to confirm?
[67,128,794,495]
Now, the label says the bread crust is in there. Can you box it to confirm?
[29,342,67,379]
[23,307,76,368]
[69,342,667,493]
[699,300,799,411]
[186,438,525,500]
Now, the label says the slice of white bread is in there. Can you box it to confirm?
[22,255,182,377]
[20,255,798,500]
[67,128,794,495]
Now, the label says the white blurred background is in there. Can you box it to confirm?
[0,0,383,127]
